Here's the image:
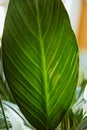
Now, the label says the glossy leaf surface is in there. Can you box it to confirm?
[2,0,79,129]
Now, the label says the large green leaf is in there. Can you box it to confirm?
[2,0,79,129]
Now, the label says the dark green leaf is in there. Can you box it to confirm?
[2,0,79,129]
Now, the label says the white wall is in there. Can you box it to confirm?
[0,0,9,6]
[0,0,9,46]
[63,0,82,34]
[0,6,5,38]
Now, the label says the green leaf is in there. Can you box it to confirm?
[2,0,79,129]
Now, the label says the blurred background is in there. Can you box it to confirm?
[0,0,87,84]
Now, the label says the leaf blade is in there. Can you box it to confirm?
[2,0,79,129]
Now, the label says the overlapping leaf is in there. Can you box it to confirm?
[60,109,77,130]
[2,0,79,129]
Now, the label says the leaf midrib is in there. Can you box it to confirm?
[36,0,49,121]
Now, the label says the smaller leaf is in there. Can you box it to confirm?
[0,113,12,129]
[3,101,35,129]
[76,118,87,130]
[60,109,77,130]
[0,99,11,130]
[72,90,84,127]
[0,77,11,101]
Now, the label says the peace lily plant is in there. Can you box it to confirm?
[0,0,87,130]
